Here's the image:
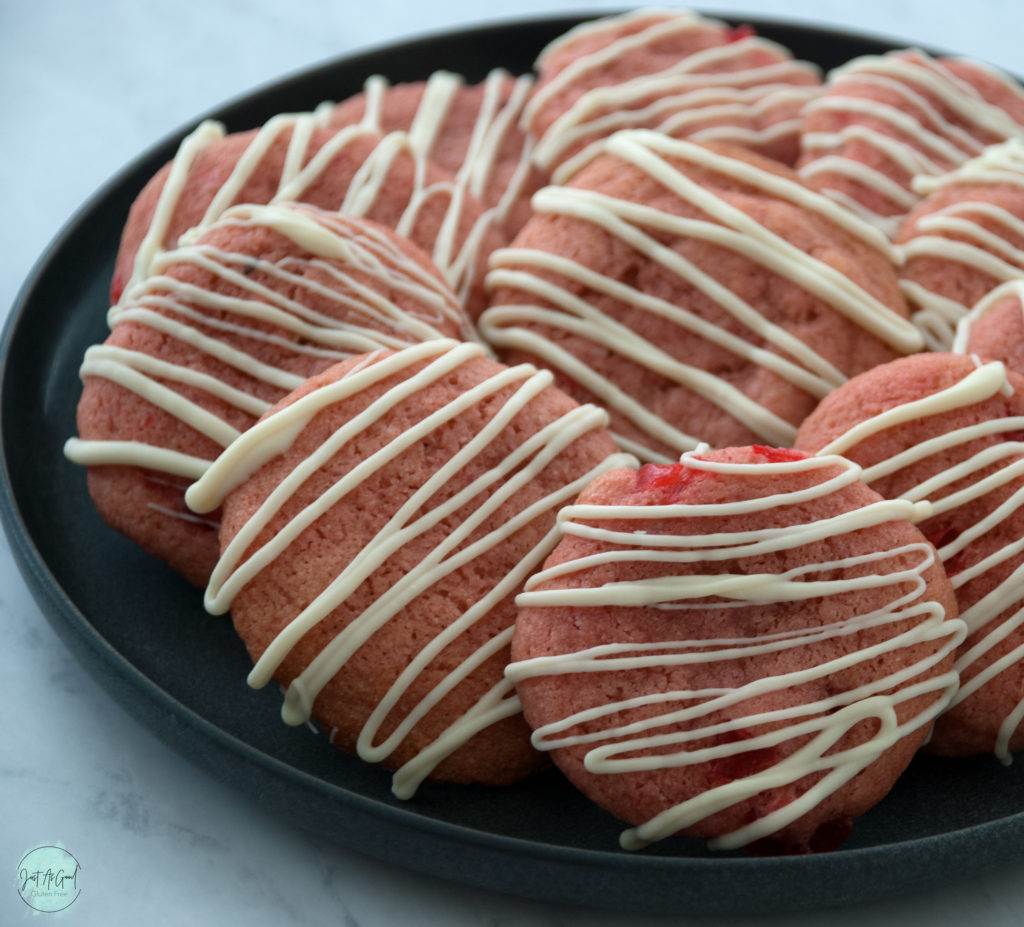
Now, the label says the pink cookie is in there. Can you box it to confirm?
[798,50,1024,235]
[796,352,1024,759]
[524,9,821,181]
[111,118,506,318]
[481,133,919,462]
[510,446,962,854]
[187,339,631,793]
[953,280,1024,376]
[328,69,547,237]
[68,203,472,586]
[896,140,1024,348]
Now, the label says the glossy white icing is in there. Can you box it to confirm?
[187,339,634,797]
[815,359,1024,761]
[481,130,919,462]
[66,203,471,482]
[506,450,965,850]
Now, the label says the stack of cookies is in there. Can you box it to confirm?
[64,9,1024,856]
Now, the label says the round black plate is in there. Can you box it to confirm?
[3,12,1024,916]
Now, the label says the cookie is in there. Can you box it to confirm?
[524,9,821,182]
[953,279,1024,375]
[111,114,506,318]
[509,445,963,854]
[896,140,1024,349]
[328,69,546,236]
[481,132,920,463]
[795,353,1024,759]
[66,202,472,586]
[798,50,1024,236]
[185,339,633,794]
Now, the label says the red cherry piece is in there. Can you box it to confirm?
[727,24,756,42]
[750,445,808,463]
[707,729,778,787]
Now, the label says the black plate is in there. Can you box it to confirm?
[4,12,1024,916]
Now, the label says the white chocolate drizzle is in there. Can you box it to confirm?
[506,451,965,850]
[480,131,918,462]
[66,203,471,482]
[130,120,227,297]
[898,140,1024,349]
[524,8,820,181]
[814,360,1024,761]
[799,51,1024,237]
[187,339,634,797]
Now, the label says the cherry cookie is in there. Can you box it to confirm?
[896,140,1024,349]
[953,279,1024,376]
[509,446,963,854]
[523,8,821,182]
[328,68,546,237]
[111,115,506,317]
[186,339,632,794]
[798,49,1024,236]
[482,132,920,463]
[796,353,1024,759]
[67,203,472,586]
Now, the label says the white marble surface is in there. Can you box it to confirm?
[4,1,1024,923]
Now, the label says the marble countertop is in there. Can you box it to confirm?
[4,1,1024,923]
